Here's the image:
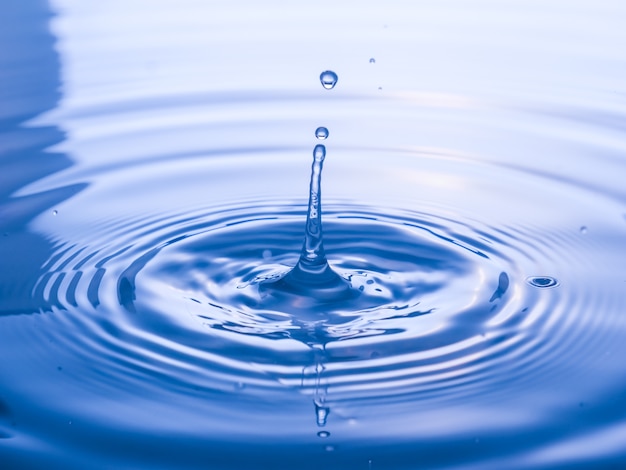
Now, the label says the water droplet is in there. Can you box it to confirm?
[369,58,376,64]
[317,431,330,438]
[527,276,559,288]
[262,249,272,259]
[325,445,335,452]
[378,86,382,91]
[52,210,58,215]
[580,226,588,234]
[315,127,329,140]
[320,70,338,90]
[315,402,330,427]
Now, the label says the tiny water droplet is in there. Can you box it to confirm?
[262,249,272,259]
[52,210,58,215]
[315,127,329,140]
[320,70,338,90]
[317,431,330,438]
[378,86,382,91]
[315,402,330,427]
[325,445,335,452]
[527,276,558,288]
[580,226,588,234]
[369,58,376,64]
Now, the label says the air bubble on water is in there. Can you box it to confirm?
[527,276,559,288]
[320,70,338,90]
[580,226,588,234]
[315,127,329,140]
[317,431,330,438]
[369,58,376,63]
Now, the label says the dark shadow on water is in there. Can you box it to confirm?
[0,0,79,315]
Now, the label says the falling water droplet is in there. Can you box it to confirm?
[317,431,330,438]
[527,276,559,288]
[320,70,338,90]
[315,402,330,427]
[580,226,588,234]
[315,127,329,140]
[52,210,58,215]
[369,58,376,64]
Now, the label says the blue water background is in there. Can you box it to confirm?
[2,1,626,469]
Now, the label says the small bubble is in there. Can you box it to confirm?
[313,144,326,162]
[52,210,58,215]
[320,70,338,90]
[317,431,330,438]
[369,58,376,64]
[580,226,587,234]
[527,276,559,288]
[315,127,329,140]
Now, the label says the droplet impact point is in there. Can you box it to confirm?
[527,276,559,288]
[320,70,338,90]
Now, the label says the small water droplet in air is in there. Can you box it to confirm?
[315,127,329,140]
[52,210,58,215]
[317,431,330,438]
[262,249,272,259]
[527,276,559,288]
[580,226,588,234]
[320,70,338,90]
[369,58,376,63]
[315,402,330,427]
[325,445,335,452]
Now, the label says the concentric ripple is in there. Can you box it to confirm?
[22,138,624,416]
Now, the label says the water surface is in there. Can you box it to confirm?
[1,1,626,469]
